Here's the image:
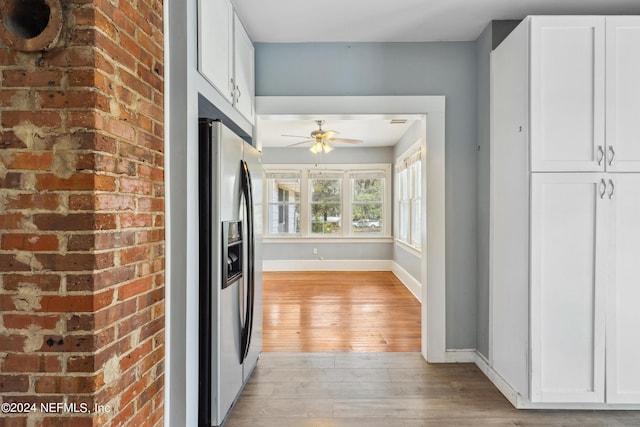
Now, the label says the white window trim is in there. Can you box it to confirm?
[395,140,422,252]
[264,163,392,239]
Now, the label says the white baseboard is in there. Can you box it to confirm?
[263,259,393,272]
[472,352,640,410]
[438,349,476,363]
[391,261,422,302]
[473,351,521,407]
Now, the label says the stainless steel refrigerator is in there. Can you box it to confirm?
[198,119,263,427]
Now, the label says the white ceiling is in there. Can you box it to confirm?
[231,0,640,43]
[259,116,419,148]
[240,0,640,149]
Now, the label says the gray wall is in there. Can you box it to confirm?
[475,21,520,359]
[256,42,478,349]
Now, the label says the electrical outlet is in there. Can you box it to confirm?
[312,248,318,255]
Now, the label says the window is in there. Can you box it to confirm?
[266,172,301,235]
[310,173,342,235]
[351,171,385,234]
[396,143,422,250]
[264,164,391,238]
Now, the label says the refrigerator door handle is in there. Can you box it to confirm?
[240,159,255,362]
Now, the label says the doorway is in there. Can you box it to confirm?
[255,96,446,362]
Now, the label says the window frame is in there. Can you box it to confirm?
[395,141,422,252]
[263,163,392,240]
[265,170,302,236]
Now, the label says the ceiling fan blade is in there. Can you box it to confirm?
[287,139,313,147]
[328,138,363,144]
[321,130,339,139]
[282,134,311,138]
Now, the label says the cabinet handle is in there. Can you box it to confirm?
[236,86,242,101]
[608,179,615,199]
[597,145,604,165]
[599,179,607,199]
[608,146,616,166]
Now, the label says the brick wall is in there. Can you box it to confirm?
[0,1,165,426]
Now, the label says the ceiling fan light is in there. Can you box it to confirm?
[309,142,323,154]
[322,142,334,153]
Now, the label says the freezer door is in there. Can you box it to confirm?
[242,143,263,380]
[219,123,244,222]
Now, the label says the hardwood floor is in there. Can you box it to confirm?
[226,272,640,425]
[225,353,640,426]
[262,271,421,352]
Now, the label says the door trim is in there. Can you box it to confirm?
[255,95,447,362]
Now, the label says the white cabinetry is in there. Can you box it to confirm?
[198,0,255,122]
[490,15,640,409]
[530,174,607,403]
[232,13,255,122]
[606,174,640,403]
[606,17,640,172]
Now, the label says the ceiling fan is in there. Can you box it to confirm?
[283,120,363,154]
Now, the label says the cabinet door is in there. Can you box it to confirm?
[606,17,640,172]
[530,17,605,172]
[233,14,255,123]
[606,174,640,403]
[530,174,607,403]
[198,0,234,102]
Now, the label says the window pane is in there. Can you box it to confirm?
[311,178,341,202]
[311,178,342,235]
[411,199,421,248]
[399,201,409,242]
[351,177,384,233]
[352,178,383,202]
[267,176,300,235]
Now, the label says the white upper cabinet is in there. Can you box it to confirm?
[199,0,234,103]
[198,0,255,123]
[233,14,255,122]
[606,17,640,172]
[530,17,605,172]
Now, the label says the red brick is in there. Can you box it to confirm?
[0,335,27,351]
[1,111,62,128]
[37,294,94,312]
[120,246,149,265]
[119,177,153,195]
[4,193,60,210]
[0,213,27,229]
[5,152,54,170]
[2,70,63,88]
[40,46,95,67]
[1,234,59,251]
[33,213,96,231]
[0,254,31,272]
[3,274,61,291]
[118,277,153,301]
[94,299,137,331]
[35,375,99,394]
[35,173,94,191]
[67,355,96,372]
[0,375,30,392]
[3,314,60,330]
[120,340,152,372]
[2,355,62,373]
[95,194,136,211]
[38,90,98,109]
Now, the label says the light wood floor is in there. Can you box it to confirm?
[227,271,640,425]
[262,271,421,352]
[226,353,640,426]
